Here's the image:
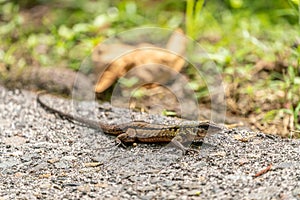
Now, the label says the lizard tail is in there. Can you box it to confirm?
[36,91,101,130]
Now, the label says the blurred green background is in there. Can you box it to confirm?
[0,0,300,135]
[1,0,299,70]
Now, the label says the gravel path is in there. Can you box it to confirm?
[0,86,300,200]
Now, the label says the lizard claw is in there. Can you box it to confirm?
[172,140,197,155]
[185,147,199,155]
[115,138,127,149]
[180,146,199,155]
[171,140,199,155]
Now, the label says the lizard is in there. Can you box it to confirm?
[37,92,226,152]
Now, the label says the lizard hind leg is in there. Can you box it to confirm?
[171,137,199,155]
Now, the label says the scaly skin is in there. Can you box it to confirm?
[37,92,225,152]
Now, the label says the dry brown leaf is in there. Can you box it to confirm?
[93,29,187,93]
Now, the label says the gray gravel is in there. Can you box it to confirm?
[0,86,300,200]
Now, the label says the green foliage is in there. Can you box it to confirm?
[278,65,300,130]
[185,0,205,39]
[119,77,139,88]
[1,0,298,71]
[1,0,300,133]
[162,109,177,117]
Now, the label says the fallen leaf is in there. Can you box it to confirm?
[254,164,272,177]
[93,29,187,93]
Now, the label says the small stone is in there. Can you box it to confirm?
[150,178,160,184]
[292,187,300,197]
[95,183,108,188]
[39,173,51,178]
[136,185,155,192]
[238,158,249,165]
[39,184,52,189]
[3,136,27,146]
[14,172,24,178]
[21,155,32,162]
[10,150,23,156]
[0,160,20,169]
[276,162,294,169]
[210,151,226,157]
[181,183,200,189]
[30,162,49,173]
[168,194,177,199]
[58,172,68,177]
[61,156,77,161]
[54,161,69,169]
[187,190,201,196]
[161,180,174,187]
[77,184,91,193]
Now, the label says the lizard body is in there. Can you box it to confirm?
[37,92,225,151]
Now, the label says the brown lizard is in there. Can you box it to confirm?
[37,92,225,152]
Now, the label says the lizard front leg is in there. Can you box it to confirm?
[115,128,137,147]
[171,135,199,154]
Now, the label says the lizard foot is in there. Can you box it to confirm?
[171,140,199,155]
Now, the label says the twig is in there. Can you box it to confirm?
[253,163,272,178]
